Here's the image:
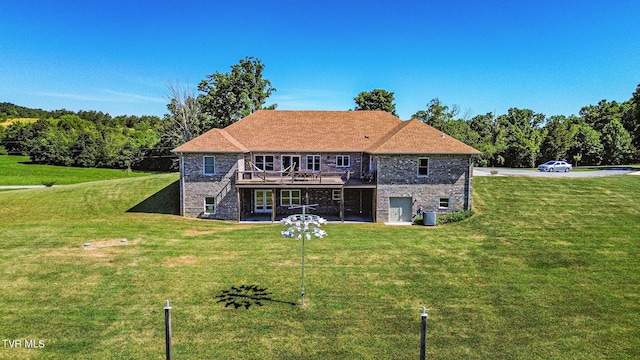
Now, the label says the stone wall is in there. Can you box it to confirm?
[375,154,472,222]
[178,151,473,223]
[181,153,241,220]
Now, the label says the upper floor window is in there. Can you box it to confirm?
[307,155,321,172]
[204,156,215,175]
[255,155,274,171]
[336,155,350,168]
[417,158,429,177]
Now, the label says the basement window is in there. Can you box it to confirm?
[439,197,450,209]
[281,189,301,207]
[204,197,216,214]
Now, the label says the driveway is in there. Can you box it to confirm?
[473,167,636,178]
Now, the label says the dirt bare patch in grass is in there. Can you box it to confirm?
[82,238,141,249]
[77,238,141,260]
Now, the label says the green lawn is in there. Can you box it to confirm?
[0,155,157,185]
[0,173,638,359]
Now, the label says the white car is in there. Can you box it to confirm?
[538,160,573,172]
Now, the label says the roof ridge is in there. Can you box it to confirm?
[366,120,412,153]
[217,128,248,152]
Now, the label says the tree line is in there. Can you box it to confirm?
[1,57,638,170]
[355,87,640,167]
[0,110,170,170]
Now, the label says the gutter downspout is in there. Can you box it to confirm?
[180,154,185,216]
[466,157,472,211]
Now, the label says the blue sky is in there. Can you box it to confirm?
[1,0,639,120]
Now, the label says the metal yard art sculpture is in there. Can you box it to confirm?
[281,204,327,305]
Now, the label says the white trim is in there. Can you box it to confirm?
[204,196,216,214]
[254,154,274,171]
[280,189,301,206]
[254,189,273,213]
[282,155,301,172]
[306,155,321,172]
[203,156,215,175]
[417,157,429,178]
[336,155,350,168]
[438,197,450,209]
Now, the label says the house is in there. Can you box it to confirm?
[171,110,480,223]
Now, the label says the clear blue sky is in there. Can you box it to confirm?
[1,0,639,120]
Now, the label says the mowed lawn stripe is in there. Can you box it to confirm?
[0,174,638,359]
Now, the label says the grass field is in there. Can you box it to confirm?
[0,155,156,185]
[0,171,638,359]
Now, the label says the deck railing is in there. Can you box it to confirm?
[236,170,354,184]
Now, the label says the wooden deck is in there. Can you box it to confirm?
[235,171,375,188]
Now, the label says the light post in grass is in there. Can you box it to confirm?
[281,204,327,306]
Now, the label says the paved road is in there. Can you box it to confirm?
[474,167,636,177]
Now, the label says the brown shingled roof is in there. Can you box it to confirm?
[172,128,247,153]
[367,119,481,154]
[224,110,401,152]
[172,110,480,154]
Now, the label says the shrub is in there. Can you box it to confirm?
[42,181,56,187]
[437,210,475,225]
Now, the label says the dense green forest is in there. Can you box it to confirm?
[1,71,638,171]
[0,107,172,170]
[415,86,640,167]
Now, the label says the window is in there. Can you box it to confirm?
[417,158,429,177]
[439,197,450,209]
[332,189,341,201]
[203,156,215,175]
[336,155,350,168]
[204,197,215,214]
[307,155,321,172]
[281,190,301,206]
[254,155,274,171]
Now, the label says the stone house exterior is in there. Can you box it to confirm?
[172,110,480,223]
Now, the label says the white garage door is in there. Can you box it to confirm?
[389,197,412,223]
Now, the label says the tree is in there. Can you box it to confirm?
[579,98,635,164]
[197,56,276,129]
[622,83,640,161]
[412,98,459,131]
[600,119,634,164]
[467,112,503,167]
[567,121,603,166]
[539,115,573,162]
[162,81,203,147]
[494,108,545,168]
[354,89,397,116]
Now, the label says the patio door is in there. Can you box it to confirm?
[389,197,412,222]
[254,190,273,213]
[282,155,300,174]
